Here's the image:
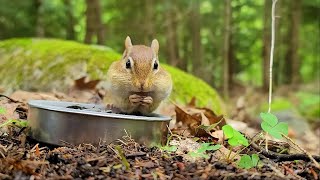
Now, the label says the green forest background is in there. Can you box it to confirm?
[0,0,319,115]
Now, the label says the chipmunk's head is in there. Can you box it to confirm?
[120,36,160,92]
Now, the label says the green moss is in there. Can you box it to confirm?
[295,92,320,122]
[259,98,294,112]
[0,38,224,114]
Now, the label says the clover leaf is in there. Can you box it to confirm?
[0,107,6,114]
[238,154,260,169]
[260,112,288,139]
[222,125,249,147]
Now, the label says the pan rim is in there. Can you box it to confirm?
[28,100,171,121]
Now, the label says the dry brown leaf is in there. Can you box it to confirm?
[175,101,226,137]
[209,130,225,144]
[74,76,100,90]
[10,90,60,103]
[135,161,157,168]
[0,99,21,124]
[35,144,40,157]
[187,97,197,107]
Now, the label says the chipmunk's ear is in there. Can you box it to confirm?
[125,36,132,50]
[151,39,159,54]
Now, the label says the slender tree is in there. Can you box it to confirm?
[34,0,44,37]
[286,0,302,85]
[190,0,202,77]
[64,0,75,40]
[84,0,105,44]
[144,0,155,44]
[165,0,181,68]
[262,0,271,91]
[223,0,231,97]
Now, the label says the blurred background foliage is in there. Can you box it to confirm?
[0,0,319,118]
[0,0,318,90]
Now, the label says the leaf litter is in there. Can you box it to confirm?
[0,90,319,179]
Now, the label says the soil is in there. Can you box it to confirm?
[0,94,319,179]
[1,126,319,180]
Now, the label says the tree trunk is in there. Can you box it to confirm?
[64,0,75,40]
[35,0,44,37]
[228,33,235,90]
[262,0,271,91]
[84,0,105,44]
[144,0,155,44]
[223,0,231,98]
[165,1,181,67]
[287,0,302,85]
[274,0,283,86]
[190,0,202,77]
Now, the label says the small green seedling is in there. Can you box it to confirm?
[238,154,260,169]
[161,145,177,152]
[197,119,222,133]
[0,107,6,114]
[114,145,130,170]
[188,143,221,159]
[222,125,249,147]
[160,134,178,152]
[0,119,28,128]
[260,112,288,139]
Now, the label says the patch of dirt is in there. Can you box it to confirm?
[1,127,319,180]
[0,91,319,179]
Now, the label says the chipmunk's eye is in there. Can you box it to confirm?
[153,61,158,70]
[125,59,131,69]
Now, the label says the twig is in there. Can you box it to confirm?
[283,165,305,180]
[251,141,320,162]
[0,94,20,103]
[266,0,278,153]
[282,134,320,169]
[268,0,277,113]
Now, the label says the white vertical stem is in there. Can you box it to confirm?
[268,0,278,113]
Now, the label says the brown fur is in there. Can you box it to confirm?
[105,36,172,115]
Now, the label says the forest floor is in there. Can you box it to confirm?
[0,87,319,179]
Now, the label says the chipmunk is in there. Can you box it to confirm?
[106,36,172,115]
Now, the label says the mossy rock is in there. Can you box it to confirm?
[0,38,224,114]
[259,97,294,112]
[258,94,319,122]
[295,92,320,122]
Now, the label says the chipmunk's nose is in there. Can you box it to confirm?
[139,80,145,90]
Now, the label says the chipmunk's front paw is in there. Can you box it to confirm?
[129,94,143,104]
[106,104,121,113]
[141,96,153,106]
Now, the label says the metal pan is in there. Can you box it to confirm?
[27,100,171,146]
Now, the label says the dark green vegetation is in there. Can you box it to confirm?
[0,0,318,91]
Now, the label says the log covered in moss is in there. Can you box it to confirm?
[0,38,224,114]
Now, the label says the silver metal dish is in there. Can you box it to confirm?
[27,100,171,146]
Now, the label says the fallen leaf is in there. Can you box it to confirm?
[175,101,226,137]
[135,161,156,168]
[35,144,40,157]
[74,76,100,90]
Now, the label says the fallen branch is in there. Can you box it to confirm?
[251,141,320,162]
[0,94,20,103]
[282,134,320,169]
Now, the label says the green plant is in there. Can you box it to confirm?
[161,145,178,152]
[0,107,28,128]
[160,134,178,152]
[238,154,260,169]
[222,125,249,147]
[260,112,288,139]
[114,145,130,170]
[0,107,6,114]
[188,143,221,159]
[197,119,223,133]
[0,119,28,128]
